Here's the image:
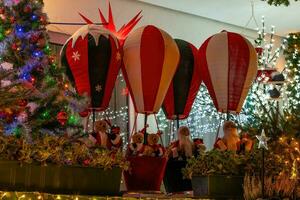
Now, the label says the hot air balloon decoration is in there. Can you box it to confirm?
[199,31,258,115]
[162,39,201,127]
[122,25,180,192]
[61,25,121,113]
[61,1,141,114]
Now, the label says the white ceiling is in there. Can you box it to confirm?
[139,0,300,36]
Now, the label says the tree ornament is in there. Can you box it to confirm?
[30,34,39,43]
[48,55,55,64]
[39,15,47,24]
[9,16,15,23]
[0,124,3,134]
[37,38,46,48]
[67,115,78,125]
[14,127,22,138]
[83,159,90,166]
[57,111,68,125]
[256,130,270,150]
[5,28,12,36]
[0,33,4,41]
[0,7,4,14]
[17,99,28,107]
[79,109,89,117]
[43,44,51,54]
[30,14,38,21]
[23,5,31,13]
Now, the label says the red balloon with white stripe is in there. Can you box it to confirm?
[198,31,258,113]
[61,25,121,111]
[122,25,180,114]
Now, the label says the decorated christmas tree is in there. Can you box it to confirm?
[0,0,85,138]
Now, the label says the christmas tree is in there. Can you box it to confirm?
[0,0,85,138]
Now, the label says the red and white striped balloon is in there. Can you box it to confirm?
[199,31,258,113]
[122,25,180,114]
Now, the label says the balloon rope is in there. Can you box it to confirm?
[154,114,164,147]
[84,112,91,133]
[128,113,138,143]
[154,114,160,132]
[104,111,111,125]
[214,114,223,143]
[92,109,96,132]
[144,114,148,145]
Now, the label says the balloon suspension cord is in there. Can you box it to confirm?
[84,111,91,133]
[144,114,148,145]
[176,115,180,129]
[129,112,138,143]
[214,113,223,143]
[92,109,96,132]
[154,114,164,147]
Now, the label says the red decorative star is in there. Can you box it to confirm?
[79,2,142,44]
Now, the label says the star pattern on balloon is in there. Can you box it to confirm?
[95,84,102,92]
[116,51,121,61]
[256,130,270,150]
[72,51,80,61]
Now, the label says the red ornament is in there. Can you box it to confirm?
[18,99,28,107]
[57,111,68,125]
[39,15,47,24]
[83,159,90,166]
[30,34,39,43]
[48,56,55,64]
[11,43,18,51]
[23,5,31,13]
[79,109,89,117]
[0,7,5,14]
[37,38,46,47]
[9,16,15,23]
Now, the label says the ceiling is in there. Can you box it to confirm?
[139,0,300,36]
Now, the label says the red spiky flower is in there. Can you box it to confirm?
[79,2,142,45]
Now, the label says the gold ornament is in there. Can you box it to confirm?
[4,28,12,36]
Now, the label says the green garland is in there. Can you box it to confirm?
[0,134,129,170]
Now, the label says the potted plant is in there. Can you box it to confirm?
[183,150,248,198]
[0,135,129,195]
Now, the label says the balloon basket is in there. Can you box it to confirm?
[163,159,192,193]
[123,156,167,192]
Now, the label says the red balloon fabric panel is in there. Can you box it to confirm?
[122,25,180,114]
[61,25,121,111]
[163,39,201,120]
[199,31,257,113]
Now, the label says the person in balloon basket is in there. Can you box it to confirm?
[167,126,206,160]
[214,121,253,153]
